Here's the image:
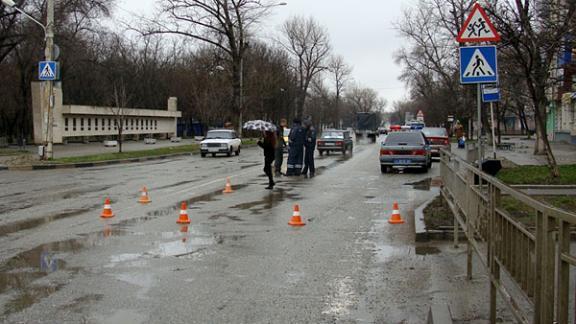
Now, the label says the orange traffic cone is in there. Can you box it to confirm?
[138,186,151,204]
[100,198,114,218]
[223,177,233,193]
[176,202,191,224]
[388,201,404,224]
[288,204,306,226]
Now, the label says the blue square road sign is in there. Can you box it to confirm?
[38,61,58,81]
[460,46,498,84]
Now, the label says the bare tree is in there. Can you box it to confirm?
[328,54,352,127]
[281,16,331,118]
[488,1,576,177]
[145,0,284,134]
[111,79,130,153]
[345,84,387,113]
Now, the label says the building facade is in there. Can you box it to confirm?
[31,82,181,144]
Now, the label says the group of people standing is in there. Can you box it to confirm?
[257,117,317,190]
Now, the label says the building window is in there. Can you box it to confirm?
[73,118,77,131]
[114,119,118,130]
[87,118,91,131]
[95,118,98,131]
[155,120,158,130]
[131,119,134,130]
[108,118,111,131]
[64,118,69,132]
[80,118,84,131]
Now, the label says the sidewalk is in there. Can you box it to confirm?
[452,136,576,166]
[0,138,199,168]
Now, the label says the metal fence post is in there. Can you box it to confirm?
[557,219,570,324]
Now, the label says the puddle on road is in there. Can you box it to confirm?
[0,207,96,237]
[415,246,441,255]
[230,188,301,215]
[0,227,126,316]
[240,163,261,169]
[154,180,198,191]
[404,177,443,191]
[61,186,110,200]
[404,178,432,191]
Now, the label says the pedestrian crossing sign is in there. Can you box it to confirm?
[38,61,58,81]
[456,3,500,43]
[460,46,498,84]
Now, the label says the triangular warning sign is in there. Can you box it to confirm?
[457,3,500,43]
[40,63,55,79]
[463,49,495,77]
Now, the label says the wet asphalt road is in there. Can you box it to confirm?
[0,143,502,323]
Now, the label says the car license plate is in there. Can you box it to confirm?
[209,148,220,152]
[325,143,335,146]
[394,159,411,165]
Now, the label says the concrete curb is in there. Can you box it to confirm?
[415,189,466,242]
[1,152,193,171]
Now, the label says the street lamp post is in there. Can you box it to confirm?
[2,0,55,159]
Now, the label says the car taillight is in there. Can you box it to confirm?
[443,139,449,145]
[317,141,324,145]
[336,141,343,145]
[380,149,394,155]
[413,149,426,155]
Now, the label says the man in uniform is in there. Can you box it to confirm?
[301,118,316,178]
[286,118,305,176]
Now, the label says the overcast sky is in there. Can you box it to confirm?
[113,0,414,109]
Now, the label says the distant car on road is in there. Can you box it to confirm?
[379,131,432,173]
[317,130,353,155]
[422,127,450,158]
[200,129,241,157]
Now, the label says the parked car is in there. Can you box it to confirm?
[422,127,450,158]
[200,129,241,157]
[379,131,432,173]
[317,130,353,155]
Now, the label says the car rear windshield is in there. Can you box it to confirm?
[206,131,233,139]
[422,128,448,137]
[321,132,344,139]
[384,132,424,145]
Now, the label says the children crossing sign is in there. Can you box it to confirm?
[460,46,498,84]
[456,3,500,43]
[38,61,58,81]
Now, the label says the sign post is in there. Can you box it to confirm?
[458,2,500,170]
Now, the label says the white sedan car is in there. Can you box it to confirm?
[200,129,242,157]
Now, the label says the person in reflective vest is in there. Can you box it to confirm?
[286,118,305,176]
[301,118,316,178]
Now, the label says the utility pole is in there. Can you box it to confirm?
[44,0,55,159]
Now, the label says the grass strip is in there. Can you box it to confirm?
[52,144,199,164]
[497,164,576,185]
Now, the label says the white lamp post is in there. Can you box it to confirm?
[2,0,55,159]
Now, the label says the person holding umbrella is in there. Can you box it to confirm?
[257,130,277,189]
[243,120,278,189]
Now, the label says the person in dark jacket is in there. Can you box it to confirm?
[257,130,277,189]
[286,118,305,176]
[274,118,287,176]
[301,118,316,178]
